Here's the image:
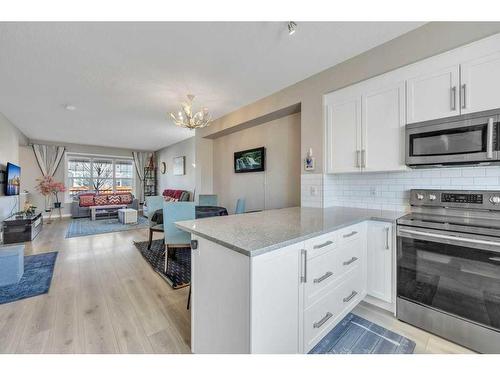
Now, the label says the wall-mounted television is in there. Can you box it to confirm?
[234,147,265,173]
[5,162,21,196]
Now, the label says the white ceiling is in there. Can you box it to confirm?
[0,22,424,151]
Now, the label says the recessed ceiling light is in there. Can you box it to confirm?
[288,21,297,36]
[64,104,76,111]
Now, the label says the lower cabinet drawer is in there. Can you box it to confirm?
[304,249,338,307]
[303,265,365,352]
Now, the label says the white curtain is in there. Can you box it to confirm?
[132,151,151,203]
[32,144,65,177]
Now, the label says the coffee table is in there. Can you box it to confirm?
[90,204,127,221]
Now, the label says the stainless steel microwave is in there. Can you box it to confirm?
[405,109,500,168]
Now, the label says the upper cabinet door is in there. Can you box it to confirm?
[362,80,407,172]
[406,65,460,123]
[325,94,362,173]
[460,51,500,114]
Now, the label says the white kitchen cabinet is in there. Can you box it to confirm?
[366,221,393,305]
[362,80,407,172]
[460,50,500,114]
[325,93,362,173]
[406,64,460,124]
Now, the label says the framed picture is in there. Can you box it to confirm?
[173,156,185,176]
[234,147,265,173]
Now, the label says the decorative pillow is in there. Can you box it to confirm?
[108,195,121,205]
[79,195,95,207]
[179,191,190,201]
[94,195,108,205]
[120,194,132,204]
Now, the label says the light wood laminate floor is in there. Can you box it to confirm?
[0,219,190,354]
[0,218,474,354]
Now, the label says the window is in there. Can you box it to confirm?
[66,154,135,199]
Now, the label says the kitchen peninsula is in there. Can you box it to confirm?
[176,206,403,354]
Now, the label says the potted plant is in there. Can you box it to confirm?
[36,176,66,210]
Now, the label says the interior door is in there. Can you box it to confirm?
[362,80,407,172]
[325,94,361,173]
[406,65,460,123]
[460,50,500,114]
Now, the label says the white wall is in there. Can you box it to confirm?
[212,113,301,213]
[156,137,196,198]
[0,113,28,224]
[19,140,150,216]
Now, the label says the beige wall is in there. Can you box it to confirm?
[0,113,28,222]
[156,137,196,197]
[19,140,152,216]
[196,22,500,196]
[213,113,300,213]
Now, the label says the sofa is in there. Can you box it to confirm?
[71,192,138,218]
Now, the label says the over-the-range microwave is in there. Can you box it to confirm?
[405,109,500,168]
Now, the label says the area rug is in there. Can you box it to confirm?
[133,239,190,289]
[0,252,58,305]
[66,216,148,238]
[309,313,415,354]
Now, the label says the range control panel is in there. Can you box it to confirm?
[410,189,500,210]
[442,193,483,204]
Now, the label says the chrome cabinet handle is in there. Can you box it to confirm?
[385,227,390,250]
[398,228,500,248]
[343,231,358,238]
[300,249,307,283]
[343,256,358,266]
[487,117,494,159]
[489,257,500,262]
[461,84,466,109]
[450,86,457,110]
[313,240,333,249]
[313,312,333,329]
[356,150,361,168]
[361,149,366,168]
[343,290,358,303]
[313,271,333,284]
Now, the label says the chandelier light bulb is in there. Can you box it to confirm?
[169,95,212,130]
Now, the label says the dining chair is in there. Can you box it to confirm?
[145,196,165,250]
[235,198,246,214]
[198,194,218,206]
[163,201,195,309]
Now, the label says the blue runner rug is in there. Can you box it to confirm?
[66,216,148,238]
[0,252,58,305]
[309,313,415,354]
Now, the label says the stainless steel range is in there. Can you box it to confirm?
[397,189,500,353]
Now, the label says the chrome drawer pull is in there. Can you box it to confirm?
[343,290,358,303]
[343,231,358,238]
[313,312,333,329]
[313,240,333,249]
[343,256,358,266]
[313,271,333,284]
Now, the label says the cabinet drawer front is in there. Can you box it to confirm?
[304,249,339,307]
[336,237,364,278]
[304,232,337,259]
[304,265,364,351]
[337,223,364,246]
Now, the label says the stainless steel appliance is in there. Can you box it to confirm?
[397,189,500,353]
[406,109,500,167]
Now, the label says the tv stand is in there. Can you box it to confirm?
[2,212,43,244]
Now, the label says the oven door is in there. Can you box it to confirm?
[397,226,500,332]
[405,114,498,166]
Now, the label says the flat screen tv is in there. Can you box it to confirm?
[5,162,21,196]
[234,147,265,173]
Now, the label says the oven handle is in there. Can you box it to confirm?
[398,228,500,248]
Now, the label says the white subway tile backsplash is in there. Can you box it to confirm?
[311,166,500,211]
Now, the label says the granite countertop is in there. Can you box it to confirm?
[175,206,405,257]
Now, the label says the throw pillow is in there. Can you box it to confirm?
[94,195,108,205]
[79,195,95,207]
[108,195,121,205]
[120,194,132,204]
